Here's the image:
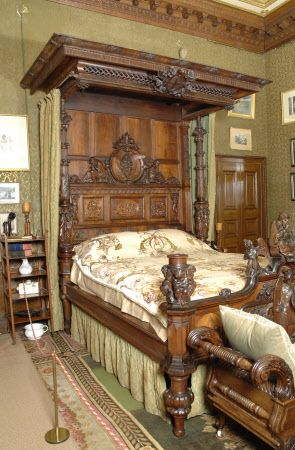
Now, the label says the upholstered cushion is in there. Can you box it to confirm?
[219,305,295,378]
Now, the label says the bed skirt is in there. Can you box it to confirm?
[71,305,208,419]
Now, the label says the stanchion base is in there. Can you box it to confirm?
[45,427,70,444]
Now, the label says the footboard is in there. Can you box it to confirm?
[159,252,280,437]
[187,326,295,450]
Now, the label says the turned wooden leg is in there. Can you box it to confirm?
[164,375,194,437]
[215,411,226,437]
[63,297,72,334]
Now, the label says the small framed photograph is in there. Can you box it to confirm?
[0,183,20,204]
[228,94,255,119]
[291,139,295,167]
[230,127,252,151]
[0,115,29,170]
[291,173,295,201]
[281,89,295,125]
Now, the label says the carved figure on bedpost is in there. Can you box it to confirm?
[160,254,197,437]
[192,117,209,242]
[59,106,77,333]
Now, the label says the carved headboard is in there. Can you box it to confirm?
[60,130,183,244]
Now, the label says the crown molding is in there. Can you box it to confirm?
[48,0,295,53]
[264,0,295,50]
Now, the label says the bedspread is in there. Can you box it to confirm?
[71,229,253,340]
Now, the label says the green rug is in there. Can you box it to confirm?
[22,332,271,450]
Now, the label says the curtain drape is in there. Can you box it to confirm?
[39,89,63,331]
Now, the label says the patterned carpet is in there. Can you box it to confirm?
[22,332,271,450]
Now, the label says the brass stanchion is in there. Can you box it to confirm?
[45,351,70,444]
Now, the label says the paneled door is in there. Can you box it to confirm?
[215,155,267,253]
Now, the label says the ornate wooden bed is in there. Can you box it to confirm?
[21,34,275,436]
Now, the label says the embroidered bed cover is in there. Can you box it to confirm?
[71,229,250,341]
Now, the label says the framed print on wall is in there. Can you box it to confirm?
[230,127,252,151]
[281,89,295,125]
[291,139,295,167]
[0,115,29,170]
[291,173,295,201]
[0,183,20,204]
[228,94,255,119]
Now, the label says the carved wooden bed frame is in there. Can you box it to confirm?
[21,34,275,436]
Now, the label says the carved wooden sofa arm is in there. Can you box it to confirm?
[187,326,295,450]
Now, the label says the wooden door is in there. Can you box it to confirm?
[215,155,267,253]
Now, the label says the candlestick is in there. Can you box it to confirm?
[22,201,31,236]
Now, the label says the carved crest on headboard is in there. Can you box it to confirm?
[70,132,180,185]
[152,67,196,97]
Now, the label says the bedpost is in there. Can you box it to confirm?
[59,105,76,333]
[161,254,197,437]
[192,117,209,241]
[180,122,192,233]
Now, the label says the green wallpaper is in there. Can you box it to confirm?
[0,0,293,236]
[265,40,295,226]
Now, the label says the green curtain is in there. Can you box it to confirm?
[39,89,63,330]
[189,114,216,241]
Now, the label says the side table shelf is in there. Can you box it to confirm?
[0,235,54,344]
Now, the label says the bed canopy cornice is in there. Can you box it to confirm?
[21,33,270,118]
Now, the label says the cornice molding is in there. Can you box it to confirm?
[48,0,295,53]
[20,34,270,119]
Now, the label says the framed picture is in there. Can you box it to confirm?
[0,183,20,204]
[230,127,252,151]
[0,115,29,170]
[291,139,295,167]
[281,89,295,125]
[291,173,295,201]
[228,94,255,119]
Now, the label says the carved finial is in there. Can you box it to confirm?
[161,254,196,306]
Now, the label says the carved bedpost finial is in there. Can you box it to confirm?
[161,254,196,306]
[192,117,209,241]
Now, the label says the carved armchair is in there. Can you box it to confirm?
[187,269,295,450]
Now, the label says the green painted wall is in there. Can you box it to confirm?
[0,0,293,235]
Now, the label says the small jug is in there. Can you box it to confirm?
[24,323,48,340]
[19,258,33,275]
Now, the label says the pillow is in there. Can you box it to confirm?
[73,231,143,265]
[137,228,212,256]
[219,305,295,379]
[73,228,213,266]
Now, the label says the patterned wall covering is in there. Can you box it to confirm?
[0,0,292,239]
[265,40,295,226]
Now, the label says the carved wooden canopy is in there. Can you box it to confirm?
[20,34,271,119]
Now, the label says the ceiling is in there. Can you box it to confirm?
[212,0,292,15]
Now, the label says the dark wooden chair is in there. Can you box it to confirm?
[187,267,295,450]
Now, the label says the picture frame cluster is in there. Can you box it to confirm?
[228,94,255,151]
